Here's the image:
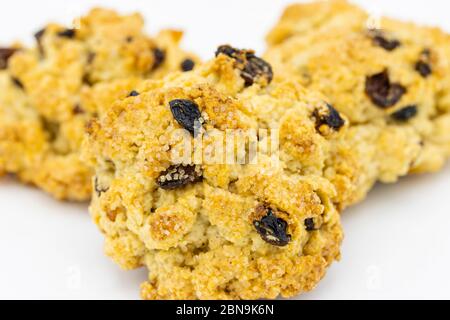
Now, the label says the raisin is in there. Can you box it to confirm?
[415,61,432,78]
[215,45,273,87]
[391,105,418,122]
[181,58,195,72]
[11,77,24,89]
[57,28,76,38]
[415,49,432,78]
[304,218,316,231]
[368,29,401,51]
[87,52,96,64]
[152,48,165,70]
[34,28,45,42]
[94,176,109,197]
[241,54,273,86]
[41,118,59,142]
[128,90,140,97]
[157,164,202,190]
[125,36,133,43]
[82,73,93,86]
[34,28,46,56]
[73,104,85,115]
[314,104,345,132]
[253,206,291,247]
[0,48,18,69]
[169,99,203,136]
[365,70,406,108]
[215,45,239,57]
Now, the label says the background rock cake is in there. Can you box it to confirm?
[0,8,198,201]
[265,0,450,208]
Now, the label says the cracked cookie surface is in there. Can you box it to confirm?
[265,0,450,208]
[84,47,345,299]
[0,8,198,200]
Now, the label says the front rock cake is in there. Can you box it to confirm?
[84,47,345,299]
[0,8,198,200]
[265,0,450,208]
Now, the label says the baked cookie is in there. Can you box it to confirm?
[265,0,450,207]
[0,8,198,200]
[84,46,345,299]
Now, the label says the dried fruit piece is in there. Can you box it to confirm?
[169,99,203,136]
[215,45,273,87]
[181,58,195,72]
[304,218,316,231]
[82,73,94,86]
[34,28,45,42]
[415,49,432,78]
[0,48,18,69]
[253,206,291,247]
[41,118,59,142]
[365,70,406,108]
[314,104,345,132]
[73,104,85,115]
[368,29,401,51]
[128,90,140,97]
[57,28,76,38]
[152,48,165,70]
[87,52,96,64]
[391,105,418,122]
[157,164,202,190]
[34,28,46,56]
[11,77,24,89]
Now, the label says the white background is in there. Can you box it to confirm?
[0,0,449,300]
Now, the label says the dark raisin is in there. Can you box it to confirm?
[241,53,273,86]
[87,52,96,64]
[314,104,345,132]
[128,90,140,97]
[152,48,165,70]
[414,49,432,78]
[73,104,85,115]
[34,28,45,42]
[41,118,59,142]
[215,45,273,87]
[82,73,93,86]
[181,58,195,72]
[0,48,18,69]
[34,28,46,57]
[157,164,202,190]
[94,176,109,197]
[415,61,432,78]
[369,29,401,51]
[125,36,133,43]
[253,206,291,247]
[11,77,24,89]
[57,28,76,38]
[391,105,418,122]
[215,45,239,57]
[169,99,203,136]
[304,218,316,231]
[365,70,406,108]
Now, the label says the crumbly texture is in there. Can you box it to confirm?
[84,49,346,299]
[0,8,198,201]
[265,0,450,208]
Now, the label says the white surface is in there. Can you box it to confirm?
[0,0,449,300]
